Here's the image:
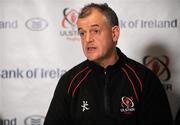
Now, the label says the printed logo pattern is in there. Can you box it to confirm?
[61,8,78,29]
[120,96,135,114]
[143,55,171,81]
[81,101,90,112]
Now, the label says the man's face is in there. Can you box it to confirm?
[77,9,120,65]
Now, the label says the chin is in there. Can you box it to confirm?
[85,53,99,62]
[86,57,97,61]
[87,58,94,61]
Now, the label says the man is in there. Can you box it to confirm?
[43,3,173,125]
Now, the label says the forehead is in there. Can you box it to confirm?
[77,9,108,29]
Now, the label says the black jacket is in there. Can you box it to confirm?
[44,48,173,125]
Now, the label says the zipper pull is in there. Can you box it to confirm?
[104,69,107,75]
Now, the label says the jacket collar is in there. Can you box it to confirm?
[87,47,127,72]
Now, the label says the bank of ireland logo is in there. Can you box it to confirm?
[60,8,79,41]
[143,55,171,82]
[25,17,48,31]
[120,96,135,114]
[24,115,44,125]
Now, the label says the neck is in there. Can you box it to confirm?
[98,49,119,68]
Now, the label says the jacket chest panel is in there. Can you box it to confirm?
[69,77,138,122]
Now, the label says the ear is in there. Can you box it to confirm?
[112,26,120,43]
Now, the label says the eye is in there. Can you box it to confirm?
[79,31,85,37]
[91,29,100,34]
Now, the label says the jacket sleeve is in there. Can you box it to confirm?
[43,75,71,125]
[138,71,173,125]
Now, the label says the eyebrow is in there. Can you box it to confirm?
[90,24,100,27]
[78,24,100,31]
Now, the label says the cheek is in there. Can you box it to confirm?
[97,35,113,47]
[80,41,85,51]
[82,42,88,54]
[81,40,85,47]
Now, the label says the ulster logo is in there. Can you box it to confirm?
[143,55,171,81]
[61,8,78,29]
[59,8,79,41]
[120,96,135,114]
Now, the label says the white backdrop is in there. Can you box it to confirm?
[0,0,180,125]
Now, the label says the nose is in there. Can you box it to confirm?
[85,32,93,43]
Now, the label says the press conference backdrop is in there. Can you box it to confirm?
[0,0,180,124]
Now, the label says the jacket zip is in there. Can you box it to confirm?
[104,69,110,114]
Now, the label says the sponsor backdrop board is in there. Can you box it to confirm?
[0,0,180,124]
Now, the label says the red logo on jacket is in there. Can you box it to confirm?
[120,96,135,115]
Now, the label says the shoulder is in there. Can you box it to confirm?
[119,48,156,79]
[63,60,89,77]
[58,60,90,84]
[55,60,89,93]
[125,57,161,87]
[126,57,156,77]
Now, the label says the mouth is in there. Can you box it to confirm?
[87,46,97,52]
